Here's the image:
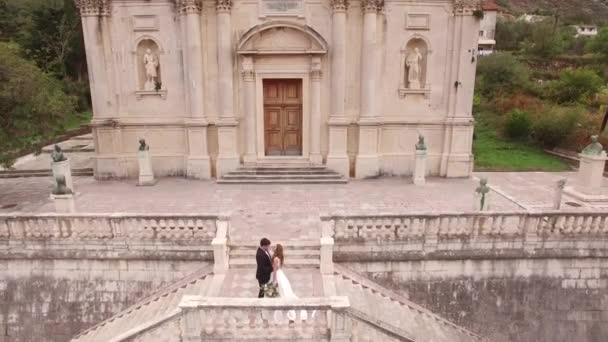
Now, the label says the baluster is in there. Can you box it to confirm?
[599,215,608,233]
[410,217,421,237]
[0,218,8,238]
[345,219,356,239]
[581,215,593,234]
[395,218,406,239]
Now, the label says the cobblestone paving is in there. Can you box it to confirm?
[475,171,608,211]
[2,172,605,240]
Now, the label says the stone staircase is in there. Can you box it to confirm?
[333,264,482,342]
[228,240,321,268]
[218,164,347,184]
[71,267,213,342]
[70,239,482,342]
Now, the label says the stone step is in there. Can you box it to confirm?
[0,168,94,178]
[227,170,338,175]
[229,257,320,267]
[222,174,343,180]
[229,249,320,258]
[217,178,348,184]
[229,240,321,248]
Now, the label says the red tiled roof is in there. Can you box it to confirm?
[482,0,499,11]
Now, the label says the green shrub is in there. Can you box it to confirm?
[0,42,76,167]
[504,109,533,140]
[476,52,531,96]
[587,27,608,61]
[532,106,584,148]
[547,68,605,104]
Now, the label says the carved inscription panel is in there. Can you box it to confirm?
[259,0,304,17]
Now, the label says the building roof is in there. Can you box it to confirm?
[482,0,499,11]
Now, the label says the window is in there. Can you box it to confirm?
[479,30,484,37]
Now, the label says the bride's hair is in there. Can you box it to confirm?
[273,244,284,266]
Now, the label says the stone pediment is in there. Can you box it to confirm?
[237,22,328,55]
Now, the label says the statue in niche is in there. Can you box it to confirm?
[143,48,159,91]
[581,135,605,156]
[406,47,423,89]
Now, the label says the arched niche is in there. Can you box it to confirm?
[399,35,431,98]
[237,21,328,55]
[135,37,163,92]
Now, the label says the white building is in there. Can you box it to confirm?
[75,0,482,180]
[478,0,498,55]
[574,25,598,37]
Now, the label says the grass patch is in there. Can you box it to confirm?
[63,111,92,131]
[473,123,571,172]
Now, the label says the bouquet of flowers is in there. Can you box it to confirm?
[261,283,279,298]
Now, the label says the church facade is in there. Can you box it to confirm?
[75,0,482,179]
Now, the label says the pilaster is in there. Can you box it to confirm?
[356,0,383,178]
[242,57,257,164]
[310,57,323,165]
[327,0,350,177]
[215,0,239,176]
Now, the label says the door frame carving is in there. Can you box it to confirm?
[255,70,311,160]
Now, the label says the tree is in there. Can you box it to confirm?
[495,19,532,51]
[547,68,605,104]
[0,43,76,167]
[476,52,531,96]
[521,20,569,58]
[18,0,84,79]
[587,26,608,61]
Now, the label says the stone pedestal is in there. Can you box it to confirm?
[473,192,491,211]
[326,119,350,177]
[564,153,608,202]
[413,150,427,185]
[137,150,156,186]
[216,121,240,178]
[52,160,73,192]
[51,194,75,213]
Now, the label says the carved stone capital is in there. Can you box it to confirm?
[331,0,349,12]
[242,70,255,81]
[74,0,111,17]
[361,0,383,13]
[216,0,232,13]
[175,0,203,15]
[454,0,483,15]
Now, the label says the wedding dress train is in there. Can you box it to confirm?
[274,268,310,322]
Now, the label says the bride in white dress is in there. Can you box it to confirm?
[271,244,308,322]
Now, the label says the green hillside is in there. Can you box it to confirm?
[499,0,608,24]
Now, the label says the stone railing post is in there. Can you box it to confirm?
[320,235,334,275]
[330,296,352,341]
[179,295,203,342]
[523,212,540,253]
[211,218,230,275]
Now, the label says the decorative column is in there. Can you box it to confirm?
[215,0,240,177]
[75,0,112,119]
[242,57,257,164]
[177,0,211,179]
[439,0,481,178]
[355,0,382,178]
[310,57,323,165]
[326,0,350,176]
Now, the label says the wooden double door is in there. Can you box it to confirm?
[263,79,303,156]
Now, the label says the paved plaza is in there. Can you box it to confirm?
[1,169,607,241]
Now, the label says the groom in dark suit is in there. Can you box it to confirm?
[256,238,273,298]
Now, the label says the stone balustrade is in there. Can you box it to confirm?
[322,211,608,241]
[179,296,350,341]
[0,213,227,240]
[0,213,230,260]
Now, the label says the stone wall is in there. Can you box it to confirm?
[338,248,608,342]
[0,213,221,342]
[0,258,207,342]
[327,211,608,342]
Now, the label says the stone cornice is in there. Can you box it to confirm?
[74,0,111,17]
[454,0,483,15]
[361,0,383,13]
[216,0,231,13]
[175,0,203,15]
[331,0,349,12]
